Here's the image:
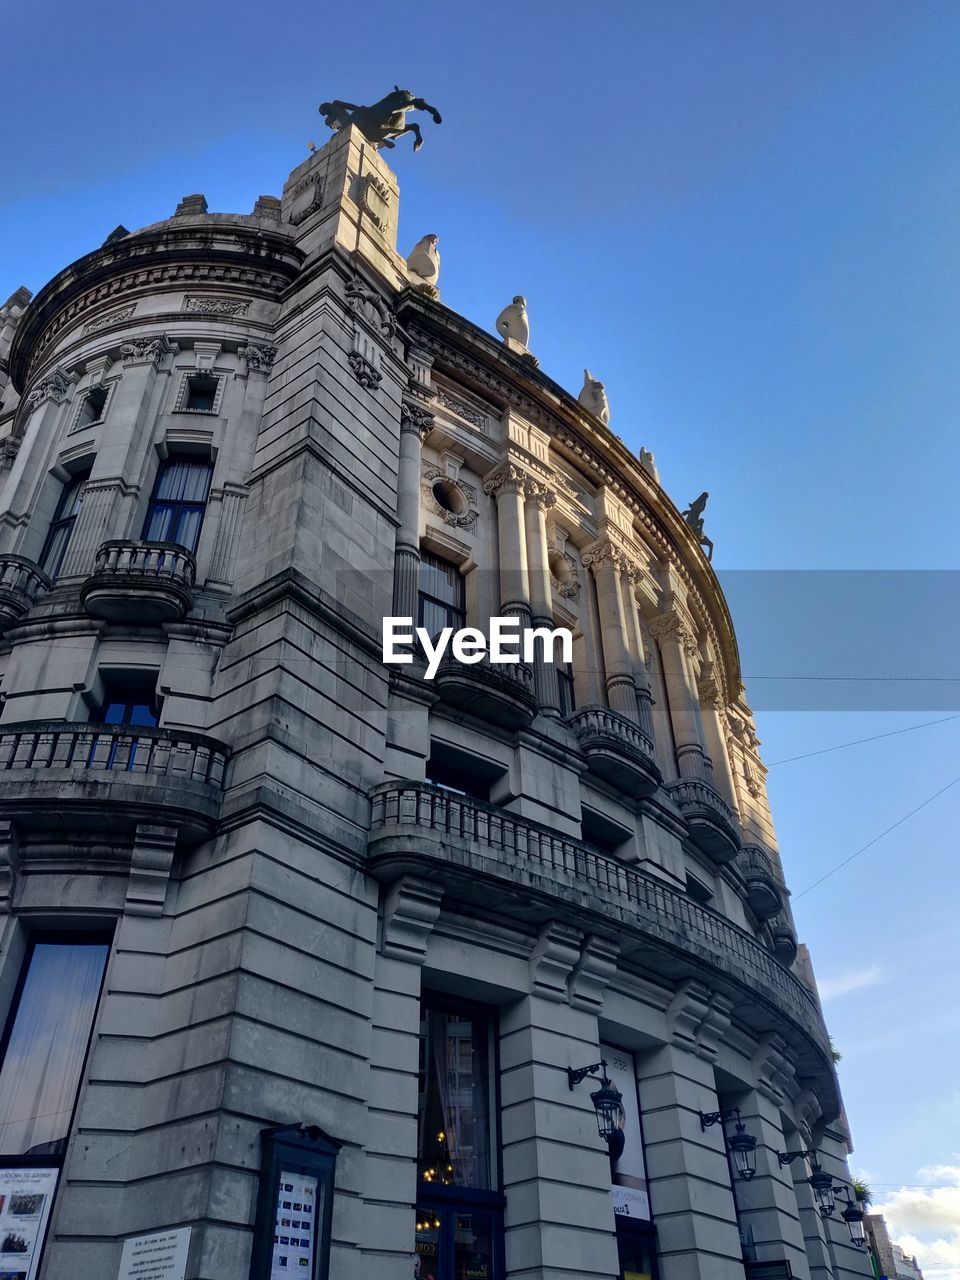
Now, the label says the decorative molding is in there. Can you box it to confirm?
[83,305,135,335]
[434,388,487,431]
[0,820,18,913]
[238,343,277,372]
[360,172,391,235]
[400,397,434,439]
[345,275,396,337]
[25,366,74,409]
[288,175,324,226]
[752,1034,797,1106]
[380,875,443,964]
[567,935,619,1013]
[529,921,582,1003]
[666,981,732,1062]
[125,822,178,917]
[421,463,478,529]
[347,349,382,390]
[120,335,178,367]
[183,296,250,317]
[548,537,581,602]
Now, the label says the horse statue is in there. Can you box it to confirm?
[681,491,713,561]
[318,87,442,152]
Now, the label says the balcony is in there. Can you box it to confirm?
[0,555,51,631]
[80,540,196,624]
[740,844,785,921]
[770,912,799,966]
[668,777,740,865]
[367,781,837,1117]
[568,704,661,797]
[0,721,227,840]
[434,654,538,730]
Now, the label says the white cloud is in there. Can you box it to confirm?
[874,1171,960,1279]
[817,964,884,1000]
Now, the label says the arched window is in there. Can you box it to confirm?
[39,469,90,577]
[142,457,213,553]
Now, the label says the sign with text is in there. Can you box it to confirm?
[0,1165,58,1280]
[600,1044,651,1222]
[270,1169,320,1277]
[118,1227,190,1280]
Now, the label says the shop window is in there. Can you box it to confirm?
[142,457,212,553]
[39,469,90,578]
[417,552,465,639]
[416,997,503,1280]
[0,938,110,1157]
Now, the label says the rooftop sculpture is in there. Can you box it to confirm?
[682,491,713,561]
[319,87,442,152]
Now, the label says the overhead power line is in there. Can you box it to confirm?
[767,713,960,766]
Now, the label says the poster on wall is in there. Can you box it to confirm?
[270,1169,320,1277]
[0,1165,59,1280]
[599,1044,651,1222]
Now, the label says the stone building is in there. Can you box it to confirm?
[864,1216,924,1280]
[0,122,873,1280]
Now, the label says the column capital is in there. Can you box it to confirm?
[119,334,178,367]
[522,476,557,510]
[25,365,76,409]
[400,395,434,438]
[650,607,698,656]
[482,460,528,498]
[581,536,631,575]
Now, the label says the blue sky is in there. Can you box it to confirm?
[3,0,960,1269]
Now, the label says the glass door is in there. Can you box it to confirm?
[415,1205,497,1280]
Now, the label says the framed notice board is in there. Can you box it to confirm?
[249,1124,340,1280]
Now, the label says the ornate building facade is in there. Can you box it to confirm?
[0,124,872,1280]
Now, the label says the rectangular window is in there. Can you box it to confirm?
[417,552,465,639]
[418,1004,492,1190]
[71,386,109,433]
[39,470,90,578]
[142,457,212,553]
[88,677,159,770]
[0,939,109,1157]
[174,372,223,415]
[557,657,576,716]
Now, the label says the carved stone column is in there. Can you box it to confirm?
[483,463,531,626]
[698,661,739,808]
[392,398,433,620]
[582,538,639,721]
[650,607,709,780]
[523,481,561,715]
[624,570,657,743]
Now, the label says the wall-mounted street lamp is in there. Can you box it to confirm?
[568,1061,625,1152]
[699,1108,758,1181]
[777,1149,866,1245]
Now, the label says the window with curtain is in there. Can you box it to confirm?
[417,1004,492,1191]
[142,457,213,554]
[0,940,109,1157]
[417,552,465,639]
[39,470,90,578]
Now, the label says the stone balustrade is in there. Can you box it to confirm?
[568,703,661,797]
[367,780,836,1116]
[0,554,51,631]
[668,776,741,864]
[0,721,228,838]
[434,652,538,730]
[80,539,196,623]
[739,843,785,921]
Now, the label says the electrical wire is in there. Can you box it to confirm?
[766,713,960,767]
[793,772,960,900]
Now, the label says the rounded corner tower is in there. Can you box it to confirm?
[0,118,871,1280]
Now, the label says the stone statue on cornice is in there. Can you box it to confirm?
[319,87,442,152]
[681,491,714,561]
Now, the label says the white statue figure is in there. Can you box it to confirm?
[639,448,660,483]
[496,295,529,347]
[405,234,440,296]
[578,369,610,426]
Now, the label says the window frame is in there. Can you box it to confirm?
[173,371,225,416]
[38,469,90,578]
[0,931,111,1165]
[69,384,112,435]
[417,551,466,637]
[141,456,213,554]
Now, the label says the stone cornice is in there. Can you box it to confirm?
[10,220,304,391]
